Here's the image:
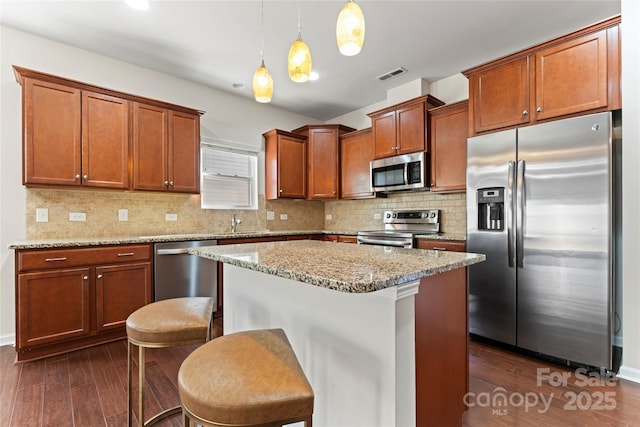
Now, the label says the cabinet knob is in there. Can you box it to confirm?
[536,107,543,113]
[164,180,169,186]
[75,174,81,180]
[83,175,88,180]
[522,110,528,116]
[279,189,283,193]
[83,276,89,280]
[97,274,103,279]
[169,181,174,186]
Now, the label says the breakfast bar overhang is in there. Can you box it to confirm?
[190,240,485,427]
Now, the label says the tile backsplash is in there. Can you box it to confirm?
[25,188,466,239]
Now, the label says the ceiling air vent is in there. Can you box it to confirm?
[376,67,408,81]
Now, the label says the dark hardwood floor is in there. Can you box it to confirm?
[2,321,639,426]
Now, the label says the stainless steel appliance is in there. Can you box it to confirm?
[370,152,427,192]
[153,240,218,310]
[467,111,620,370]
[357,209,439,248]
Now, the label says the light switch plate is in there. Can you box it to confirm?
[165,213,178,221]
[36,208,48,222]
[266,211,275,221]
[280,214,288,220]
[326,214,332,220]
[118,209,128,221]
[373,213,382,220]
[69,212,86,222]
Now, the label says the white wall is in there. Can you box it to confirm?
[619,0,640,383]
[0,26,320,345]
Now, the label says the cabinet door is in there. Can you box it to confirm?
[470,57,530,134]
[95,262,151,332]
[132,102,168,191]
[308,128,339,199]
[372,110,397,158]
[168,110,200,193]
[534,30,608,120]
[23,78,81,186]
[340,128,374,199]
[278,134,307,198]
[396,101,426,154]
[17,268,91,349]
[429,102,468,193]
[82,91,130,189]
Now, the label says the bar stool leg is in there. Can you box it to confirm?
[138,345,145,427]
[127,340,133,427]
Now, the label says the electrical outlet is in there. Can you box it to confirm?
[118,209,128,221]
[165,213,178,221]
[69,212,86,222]
[326,214,332,220]
[266,211,275,221]
[280,214,288,220]
[373,213,382,220]
[36,208,48,222]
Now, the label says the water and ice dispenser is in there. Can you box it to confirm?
[477,188,504,231]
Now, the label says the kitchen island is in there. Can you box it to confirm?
[190,240,484,427]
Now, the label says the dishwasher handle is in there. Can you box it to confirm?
[156,248,191,255]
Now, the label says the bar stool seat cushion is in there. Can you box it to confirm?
[126,297,213,345]
[178,328,314,425]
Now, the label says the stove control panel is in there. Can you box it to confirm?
[383,209,440,225]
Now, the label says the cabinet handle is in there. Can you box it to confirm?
[45,257,67,262]
[433,247,447,251]
[117,252,135,257]
[522,110,528,116]
[96,274,103,279]
[536,107,543,113]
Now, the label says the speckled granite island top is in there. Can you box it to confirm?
[190,240,484,293]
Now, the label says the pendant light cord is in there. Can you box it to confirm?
[260,0,265,62]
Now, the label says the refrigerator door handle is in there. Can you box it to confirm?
[507,160,516,267]
[516,159,526,267]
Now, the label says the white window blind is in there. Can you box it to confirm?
[200,143,258,210]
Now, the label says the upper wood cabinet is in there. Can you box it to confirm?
[263,129,307,200]
[339,128,375,199]
[20,77,129,189]
[464,16,620,135]
[292,124,355,200]
[368,95,444,159]
[429,101,469,193]
[14,66,203,193]
[132,103,200,193]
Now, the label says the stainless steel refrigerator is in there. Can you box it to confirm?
[466,111,620,370]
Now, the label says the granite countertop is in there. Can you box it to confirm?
[8,230,465,250]
[190,240,484,293]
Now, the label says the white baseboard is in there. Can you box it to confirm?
[618,365,640,384]
[0,333,15,348]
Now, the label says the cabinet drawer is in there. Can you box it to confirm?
[18,244,151,272]
[416,240,466,252]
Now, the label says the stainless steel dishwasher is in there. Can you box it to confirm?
[153,240,217,311]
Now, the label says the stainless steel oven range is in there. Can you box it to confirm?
[357,209,440,248]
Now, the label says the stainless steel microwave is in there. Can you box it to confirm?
[370,152,427,192]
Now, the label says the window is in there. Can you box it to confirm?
[200,142,258,210]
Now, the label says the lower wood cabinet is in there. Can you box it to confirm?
[15,244,152,362]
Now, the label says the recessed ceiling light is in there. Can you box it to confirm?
[125,0,149,11]
[309,71,319,81]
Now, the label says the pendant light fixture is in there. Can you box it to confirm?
[288,5,312,83]
[253,0,273,103]
[336,0,365,56]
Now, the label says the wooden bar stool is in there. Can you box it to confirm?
[126,297,214,427]
[178,328,314,427]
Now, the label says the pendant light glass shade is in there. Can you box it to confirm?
[253,60,273,103]
[336,0,365,56]
[288,36,312,83]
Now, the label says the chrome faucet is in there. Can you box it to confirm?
[231,214,242,233]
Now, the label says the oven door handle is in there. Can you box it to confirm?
[357,237,412,248]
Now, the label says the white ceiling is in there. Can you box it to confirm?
[0,0,621,121]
